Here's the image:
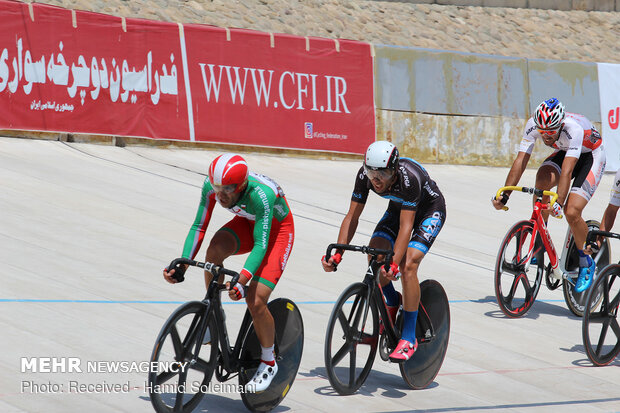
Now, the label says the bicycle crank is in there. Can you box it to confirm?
[545,263,561,290]
[215,353,233,382]
[379,333,392,361]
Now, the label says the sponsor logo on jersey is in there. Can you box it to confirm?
[274,204,286,217]
[423,182,438,197]
[281,233,294,270]
[421,212,443,241]
[400,166,410,187]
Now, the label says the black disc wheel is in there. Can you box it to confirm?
[582,264,620,366]
[324,282,379,395]
[399,280,450,389]
[494,220,545,317]
[148,301,218,413]
[239,298,304,412]
[563,220,609,317]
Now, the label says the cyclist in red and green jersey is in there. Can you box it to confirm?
[163,153,294,392]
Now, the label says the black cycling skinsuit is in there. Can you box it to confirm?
[351,157,447,254]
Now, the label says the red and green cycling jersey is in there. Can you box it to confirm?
[182,172,291,276]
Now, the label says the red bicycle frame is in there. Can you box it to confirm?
[497,186,564,280]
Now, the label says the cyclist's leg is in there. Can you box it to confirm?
[391,201,446,361]
[401,249,423,312]
[244,214,294,390]
[203,216,253,287]
[565,192,593,292]
[564,194,589,251]
[536,151,562,222]
[246,282,276,348]
[370,202,401,307]
[370,233,402,334]
[566,149,605,251]
[567,149,605,292]
[247,214,294,344]
[403,204,446,314]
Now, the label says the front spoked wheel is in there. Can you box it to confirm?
[495,220,545,317]
[148,301,219,413]
[324,282,379,395]
[582,264,620,366]
[563,220,609,317]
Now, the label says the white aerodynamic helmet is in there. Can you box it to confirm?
[364,141,399,171]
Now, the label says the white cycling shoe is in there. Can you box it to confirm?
[245,361,278,393]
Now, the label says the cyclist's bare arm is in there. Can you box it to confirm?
[601,204,620,232]
[586,203,620,254]
[337,200,365,245]
[322,200,365,272]
[493,151,530,209]
[506,152,530,186]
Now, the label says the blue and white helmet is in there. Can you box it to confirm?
[534,98,565,130]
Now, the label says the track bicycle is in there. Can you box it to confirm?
[494,186,609,317]
[148,258,304,413]
[323,244,450,395]
[582,230,620,366]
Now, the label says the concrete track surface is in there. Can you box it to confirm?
[1,137,618,413]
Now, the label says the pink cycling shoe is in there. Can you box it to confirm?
[388,338,418,363]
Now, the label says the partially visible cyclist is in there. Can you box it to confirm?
[163,153,295,392]
[492,98,605,292]
[586,167,620,253]
[322,141,446,362]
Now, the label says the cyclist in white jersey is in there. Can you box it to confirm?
[492,98,605,292]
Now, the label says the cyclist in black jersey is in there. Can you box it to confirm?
[322,141,446,362]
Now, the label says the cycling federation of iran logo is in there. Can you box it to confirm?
[304,122,313,139]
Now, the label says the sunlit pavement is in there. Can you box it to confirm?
[1,137,618,412]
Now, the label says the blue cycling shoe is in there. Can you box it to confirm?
[575,257,595,293]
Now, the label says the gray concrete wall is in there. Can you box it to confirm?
[375,44,603,166]
[380,0,620,11]
[375,47,529,118]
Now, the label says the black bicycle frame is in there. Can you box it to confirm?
[326,243,435,348]
[183,270,255,380]
[366,260,400,346]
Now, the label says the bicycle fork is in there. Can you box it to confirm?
[349,284,374,344]
[187,301,214,366]
[530,215,564,281]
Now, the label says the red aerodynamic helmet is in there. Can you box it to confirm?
[208,154,249,193]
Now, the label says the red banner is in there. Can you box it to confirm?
[0,0,375,153]
[183,26,375,153]
[0,1,189,140]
